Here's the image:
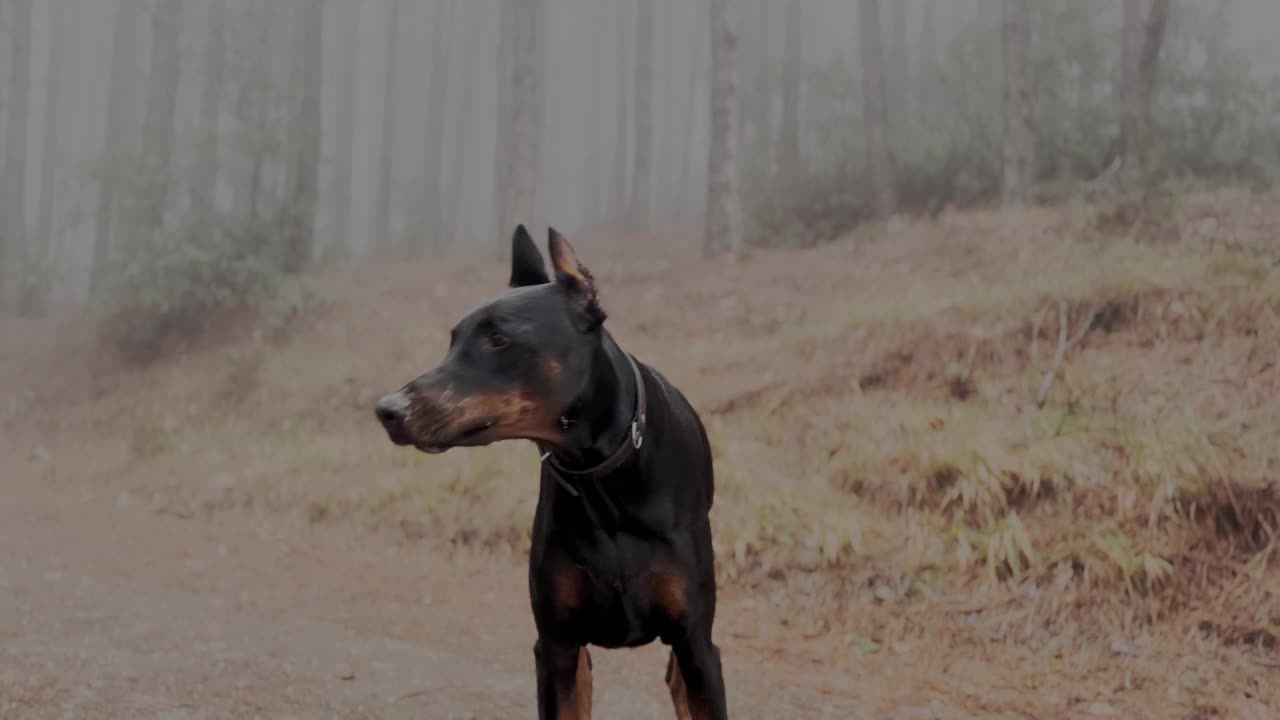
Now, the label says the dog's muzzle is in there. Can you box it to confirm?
[374,391,414,445]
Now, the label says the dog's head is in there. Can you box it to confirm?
[374,226,607,454]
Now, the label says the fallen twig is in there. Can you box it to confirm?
[1035,300,1102,408]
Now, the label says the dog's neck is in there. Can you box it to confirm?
[553,332,638,471]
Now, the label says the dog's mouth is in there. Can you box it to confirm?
[414,415,498,454]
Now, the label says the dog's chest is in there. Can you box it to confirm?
[554,536,676,649]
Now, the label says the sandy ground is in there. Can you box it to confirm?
[0,467,1105,720]
[0,471,921,720]
[4,468,1276,720]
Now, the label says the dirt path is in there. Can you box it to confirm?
[6,471,1274,719]
[4,460,1279,720]
[1,474,978,720]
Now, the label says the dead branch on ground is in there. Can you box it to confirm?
[1035,300,1102,408]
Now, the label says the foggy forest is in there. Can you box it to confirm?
[1,0,1278,322]
[4,1,1280,717]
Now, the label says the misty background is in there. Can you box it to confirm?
[6,3,1280,714]
[1,0,1280,333]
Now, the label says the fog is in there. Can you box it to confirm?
[7,3,1280,715]
[2,0,1280,314]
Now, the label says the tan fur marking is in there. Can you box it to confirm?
[551,563,587,622]
[666,652,693,720]
[558,647,593,719]
[449,389,558,440]
[550,235,588,286]
[649,568,688,622]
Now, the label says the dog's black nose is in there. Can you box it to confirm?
[375,395,407,428]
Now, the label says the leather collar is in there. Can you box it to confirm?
[538,352,647,494]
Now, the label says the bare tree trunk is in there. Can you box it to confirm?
[1121,0,1172,193]
[1194,0,1232,154]
[1118,0,1146,164]
[580,2,605,228]
[90,0,141,295]
[609,2,630,225]
[235,2,273,222]
[137,0,183,249]
[1001,0,1033,207]
[705,0,741,257]
[776,0,803,180]
[444,3,478,249]
[492,1,514,252]
[0,4,6,142]
[529,0,547,227]
[858,0,896,219]
[1,0,33,309]
[496,0,543,237]
[890,0,910,126]
[678,7,706,215]
[1123,0,1171,192]
[918,0,937,92]
[28,0,69,314]
[194,0,229,218]
[744,0,772,180]
[283,0,323,272]
[421,0,456,256]
[372,0,401,259]
[329,0,361,262]
[629,0,654,227]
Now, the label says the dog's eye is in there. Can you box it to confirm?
[486,333,510,350]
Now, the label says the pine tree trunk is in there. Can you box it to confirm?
[1001,0,1033,207]
[444,3,478,250]
[235,3,273,222]
[372,0,401,259]
[283,0,323,272]
[137,0,183,248]
[917,0,937,101]
[1,0,33,309]
[194,0,228,218]
[890,0,910,127]
[745,0,772,179]
[492,1,513,252]
[858,0,896,219]
[629,0,654,226]
[329,1,361,262]
[90,0,141,295]
[609,2,630,225]
[28,0,69,314]
[705,0,741,257]
[421,0,456,256]
[1126,0,1171,192]
[1117,0,1146,167]
[497,0,542,237]
[580,2,605,227]
[678,7,707,216]
[776,0,803,180]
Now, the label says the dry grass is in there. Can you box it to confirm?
[3,190,1280,655]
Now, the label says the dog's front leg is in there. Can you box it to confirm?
[534,638,592,720]
[670,631,728,720]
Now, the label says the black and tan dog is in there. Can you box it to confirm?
[374,227,728,719]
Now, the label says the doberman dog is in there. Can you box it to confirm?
[374,226,728,719]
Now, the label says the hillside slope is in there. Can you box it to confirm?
[3,191,1279,685]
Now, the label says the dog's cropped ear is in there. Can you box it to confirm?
[548,228,606,331]
[510,224,550,287]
